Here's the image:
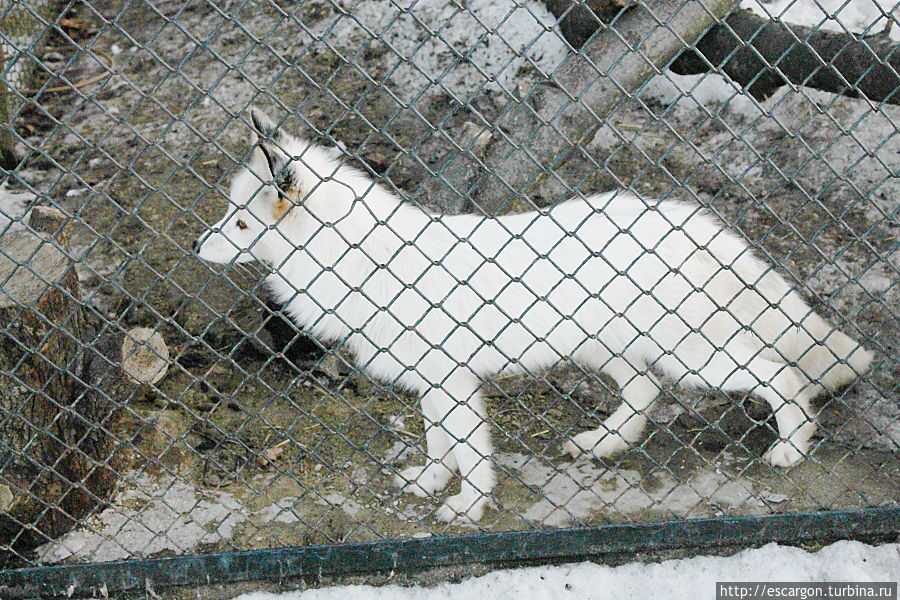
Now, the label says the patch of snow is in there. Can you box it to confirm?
[742,0,900,38]
[36,474,378,564]
[0,184,34,233]
[313,0,568,102]
[383,440,420,464]
[496,453,755,527]
[257,498,304,525]
[37,472,380,564]
[317,492,364,518]
[232,540,900,600]
[641,0,900,114]
[386,415,406,431]
[37,472,246,564]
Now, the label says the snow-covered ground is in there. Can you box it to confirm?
[233,540,899,600]
[0,183,33,233]
[742,0,900,38]
[307,0,568,102]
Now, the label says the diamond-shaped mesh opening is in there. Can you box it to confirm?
[0,0,896,588]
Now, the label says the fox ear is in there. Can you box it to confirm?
[249,107,277,140]
[248,108,299,198]
[249,108,285,183]
[258,143,280,183]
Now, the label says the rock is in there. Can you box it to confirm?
[121,327,170,385]
[459,121,493,155]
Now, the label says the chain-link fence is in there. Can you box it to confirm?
[0,0,898,596]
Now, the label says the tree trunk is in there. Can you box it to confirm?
[0,227,116,556]
[545,1,900,104]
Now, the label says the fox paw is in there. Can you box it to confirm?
[563,431,628,459]
[435,493,487,523]
[764,440,807,467]
[393,465,452,498]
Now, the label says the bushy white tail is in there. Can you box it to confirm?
[780,309,873,392]
[691,221,873,396]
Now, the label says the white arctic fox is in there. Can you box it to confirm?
[196,109,872,523]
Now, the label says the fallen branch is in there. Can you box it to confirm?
[20,49,115,96]
[426,0,738,215]
[545,1,900,104]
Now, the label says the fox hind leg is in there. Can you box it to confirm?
[753,361,816,466]
[683,347,816,466]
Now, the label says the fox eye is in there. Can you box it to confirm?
[236,220,248,230]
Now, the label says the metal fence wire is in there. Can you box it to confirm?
[0,0,898,595]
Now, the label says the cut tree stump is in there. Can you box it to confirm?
[0,221,117,556]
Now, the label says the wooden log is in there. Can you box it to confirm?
[0,224,116,555]
[433,0,738,215]
[545,1,900,104]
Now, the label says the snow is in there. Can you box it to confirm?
[741,0,900,38]
[312,0,568,102]
[33,447,773,564]
[36,471,380,564]
[232,540,899,600]
[36,472,247,563]
[495,453,758,527]
[0,183,34,233]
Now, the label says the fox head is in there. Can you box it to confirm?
[194,108,340,265]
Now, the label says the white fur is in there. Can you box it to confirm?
[196,111,873,523]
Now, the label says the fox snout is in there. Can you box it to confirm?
[192,229,225,263]
[193,229,214,256]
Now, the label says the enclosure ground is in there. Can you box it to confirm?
[2,0,897,579]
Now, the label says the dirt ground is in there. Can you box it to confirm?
[3,0,897,582]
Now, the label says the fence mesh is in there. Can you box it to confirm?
[0,0,898,592]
